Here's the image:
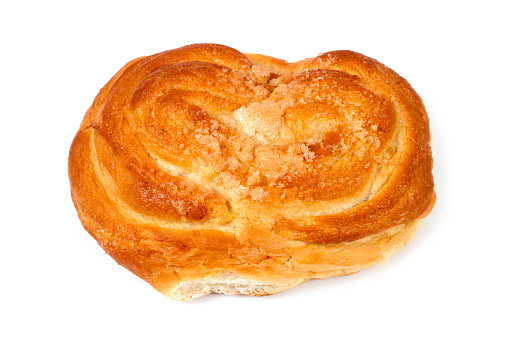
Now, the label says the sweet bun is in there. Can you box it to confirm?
[68,44,435,301]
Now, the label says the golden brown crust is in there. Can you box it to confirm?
[68,43,435,300]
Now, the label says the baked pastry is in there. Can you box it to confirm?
[68,43,435,301]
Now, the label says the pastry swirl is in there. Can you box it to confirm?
[68,44,435,300]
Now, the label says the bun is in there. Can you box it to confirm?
[68,44,435,301]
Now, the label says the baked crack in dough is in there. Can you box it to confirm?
[68,44,435,301]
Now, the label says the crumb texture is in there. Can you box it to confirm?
[68,44,435,300]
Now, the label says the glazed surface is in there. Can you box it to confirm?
[68,44,435,299]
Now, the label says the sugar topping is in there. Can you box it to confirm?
[249,187,268,202]
[232,101,294,146]
[251,64,272,82]
[253,143,315,184]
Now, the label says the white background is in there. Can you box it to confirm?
[1,1,508,338]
